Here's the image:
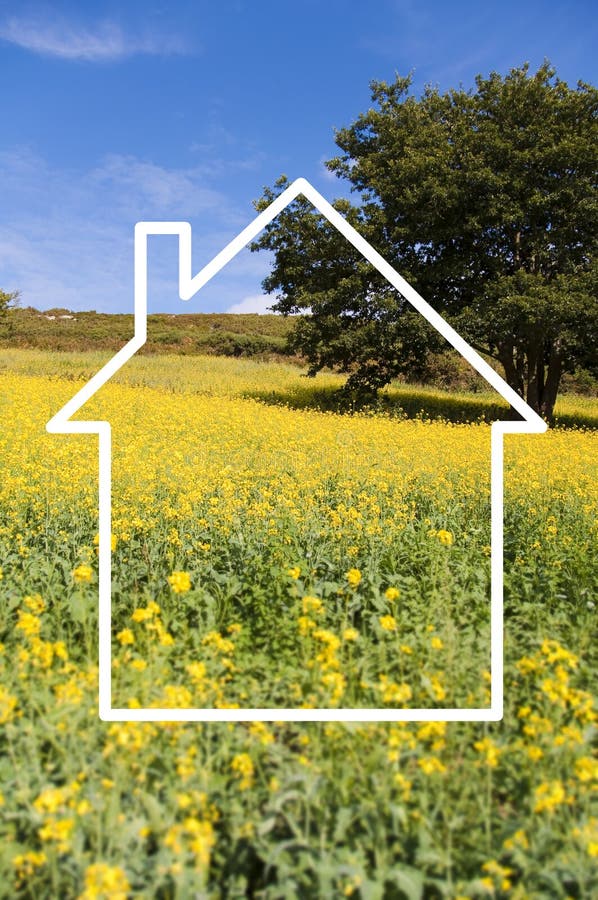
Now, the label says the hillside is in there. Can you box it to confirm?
[2,307,596,399]
[0,306,296,358]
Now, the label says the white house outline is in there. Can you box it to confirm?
[46,177,547,723]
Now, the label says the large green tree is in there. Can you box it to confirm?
[252,63,597,418]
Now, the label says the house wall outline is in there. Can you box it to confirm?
[46,177,547,723]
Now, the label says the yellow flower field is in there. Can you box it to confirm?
[0,350,596,897]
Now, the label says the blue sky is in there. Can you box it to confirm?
[1,0,596,314]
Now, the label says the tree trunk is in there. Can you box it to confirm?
[496,338,563,420]
[539,339,563,422]
[497,343,523,396]
[497,343,531,419]
[525,335,541,412]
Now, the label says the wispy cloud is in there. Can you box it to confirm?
[90,155,227,219]
[0,15,189,61]
[0,148,270,313]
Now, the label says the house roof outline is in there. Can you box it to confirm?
[46,176,548,724]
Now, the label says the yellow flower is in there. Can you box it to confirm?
[24,594,45,614]
[533,779,570,814]
[575,756,597,783]
[78,863,131,900]
[130,659,147,671]
[474,737,501,768]
[297,616,316,637]
[554,725,583,747]
[27,637,54,669]
[321,669,346,704]
[342,627,359,642]
[298,615,316,635]
[379,615,397,632]
[34,785,72,815]
[516,656,542,675]
[431,636,443,650]
[72,564,93,583]
[202,631,235,654]
[54,679,84,706]
[385,586,400,602]
[346,568,362,587]
[417,722,447,743]
[131,607,151,623]
[12,851,47,882]
[159,684,193,708]
[343,875,363,896]
[418,756,447,775]
[38,818,74,853]
[54,641,69,660]
[540,639,578,668]
[249,721,274,745]
[482,860,513,892]
[436,529,454,547]
[287,566,301,579]
[393,772,412,799]
[168,570,191,593]
[185,817,216,870]
[16,610,41,637]
[231,753,254,790]
[312,629,341,650]
[503,829,529,851]
[131,601,160,623]
[377,676,412,704]
[429,674,446,701]
[302,596,324,616]
[164,822,185,855]
[116,628,134,646]
[156,622,175,646]
[526,745,544,762]
[0,686,18,724]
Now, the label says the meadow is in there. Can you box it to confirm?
[0,349,596,898]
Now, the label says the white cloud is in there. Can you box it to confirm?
[0,15,188,61]
[90,155,227,218]
[226,294,276,315]
[0,147,259,313]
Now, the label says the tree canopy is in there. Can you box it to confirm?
[252,63,597,418]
